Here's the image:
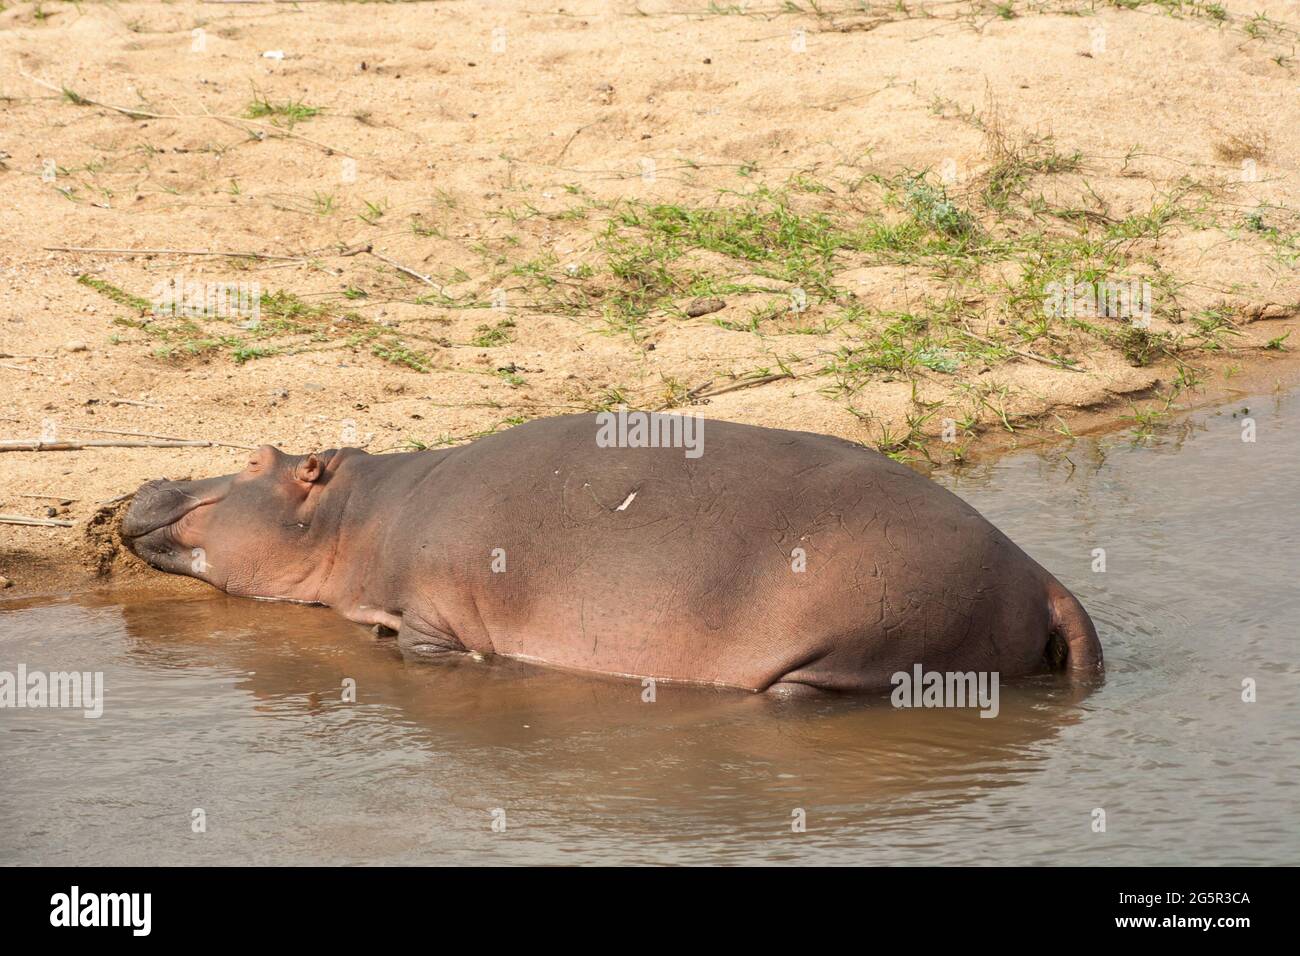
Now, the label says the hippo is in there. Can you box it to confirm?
[121,413,1102,695]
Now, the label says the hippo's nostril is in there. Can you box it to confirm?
[122,483,179,539]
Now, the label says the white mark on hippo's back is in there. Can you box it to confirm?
[616,491,637,511]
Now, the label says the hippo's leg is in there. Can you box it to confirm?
[341,604,464,661]
[395,616,467,663]
[343,605,403,634]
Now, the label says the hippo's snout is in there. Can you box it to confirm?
[121,474,231,544]
[122,480,189,541]
[121,474,235,580]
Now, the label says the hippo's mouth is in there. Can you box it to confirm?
[124,522,184,569]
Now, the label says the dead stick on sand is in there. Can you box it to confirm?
[697,372,795,399]
[555,120,603,164]
[0,439,243,452]
[203,110,348,158]
[657,372,795,410]
[43,245,305,262]
[0,514,75,528]
[959,327,1084,372]
[58,426,255,450]
[369,250,439,288]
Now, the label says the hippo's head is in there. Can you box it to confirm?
[122,444,357,599]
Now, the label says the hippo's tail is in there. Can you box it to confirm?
[1045,578,1104,682]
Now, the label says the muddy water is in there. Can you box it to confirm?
[3,393,1298,865]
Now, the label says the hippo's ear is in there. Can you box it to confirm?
[293,454,324,484]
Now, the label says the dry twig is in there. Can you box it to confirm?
[0,514,75,528]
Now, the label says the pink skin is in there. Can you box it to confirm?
[122,416,1103,694]
[126,448,345,603]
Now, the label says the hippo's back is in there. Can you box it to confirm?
[413,414,1049,690]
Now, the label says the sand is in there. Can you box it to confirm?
[1,0,1298,593]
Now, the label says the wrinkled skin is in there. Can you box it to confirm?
[122,414,1103,694]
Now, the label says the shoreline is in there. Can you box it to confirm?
[4,339,1298,600]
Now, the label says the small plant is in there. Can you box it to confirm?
[471,319,517,347]
[410,215,445,238]
[1185,308,1241,350]
[77,274,152,314]
[1115,326,1168,367]
[359,199,387,225]
[232,345,280,364]
[370,340,432,372]
[1126,403,1169,442]
[1244,211,1272,233]
[587,386,631,412]
[496,365,526,387]
[902,177,976,239]
[1214,133,1268,164]
[245,89,321,128]
[1173,361,1203,390]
